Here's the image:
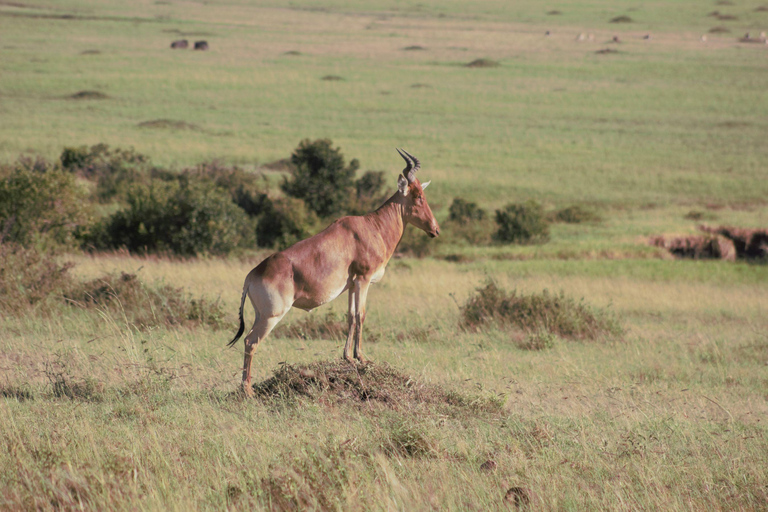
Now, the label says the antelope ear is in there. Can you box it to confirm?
[397,174,409,196]
[421,180,431,190]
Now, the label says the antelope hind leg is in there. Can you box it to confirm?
[343,284,357,363]
[241,313,284,396]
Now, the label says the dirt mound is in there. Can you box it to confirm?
[321,75,343,81]
[251,360,502,413]
[709,26,730,33]
[610,15,633,23]
[465,58,499,68]
[402,45,426,51]
[69,90,108,100]
[283,50,301,56]
[137,119,201,130]
[650,234,735,261]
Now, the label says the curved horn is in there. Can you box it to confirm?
[396,148,420,183]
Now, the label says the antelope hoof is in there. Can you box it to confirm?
[240,382,255,398]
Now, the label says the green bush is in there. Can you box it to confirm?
[396,225,439,258]
[460,279,623,340]
[0,243,75,313]
[494,200,549,244]
[449,197,487,223]
[93,179,255,256]
[0,160,91,250]
[60,144,152,202]
[256,197,317,249]
[281,139,360,218]
[181,161,269,217]
[352,170,387,213]
[552,204,601,224]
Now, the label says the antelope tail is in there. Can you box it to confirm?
[227,289,247,348]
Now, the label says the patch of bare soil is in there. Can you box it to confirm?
[709,26,730,33]
[283,50,301,56]
[251,360,503,414]
[410,83,432,88]
[80,49,101,55]
[402,45,426,51]
[716,14,738,20]
[137,119,201,130]
[650,234,735,261]
[321,75,343,81]
[610,15,633,23]
[69,90,108,100]
[596,48,619,54]
[547,10,562,15]
[755,6,768,12]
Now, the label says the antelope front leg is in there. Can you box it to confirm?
[353,279,371,364]
[343,283,357,363]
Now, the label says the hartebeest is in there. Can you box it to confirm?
[228,149,440,395]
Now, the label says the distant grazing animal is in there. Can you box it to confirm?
[228,149,440,396]
[194,40,209,50]
[170,39,188,49]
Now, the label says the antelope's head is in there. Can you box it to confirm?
[395,148,440,238]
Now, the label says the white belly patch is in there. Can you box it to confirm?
[371,265,386,283]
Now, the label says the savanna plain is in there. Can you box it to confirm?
[1,0,768,510]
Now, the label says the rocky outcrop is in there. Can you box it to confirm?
[650,234,735,261]
[698,225,768,260]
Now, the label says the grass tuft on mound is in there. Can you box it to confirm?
[251,360,504,414]
[460,279,622,341]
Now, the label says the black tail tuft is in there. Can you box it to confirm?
[227,289,247,348]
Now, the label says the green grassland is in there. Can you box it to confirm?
[2,0,768,510]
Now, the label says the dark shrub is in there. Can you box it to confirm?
[60,144,152,202]
[552,205,601,224]
[0,243,74,313]
[494,200,549,244]
[460,280,622,340]
[181,161,269,217]
[444,198,494,245]
[255,197,317,249]
[64,271,225,329]
[396,225,439,258]
[449,198,487,223]
[0,160,91,250]
[94,179,254,256]
[281,139,360,218]
[353,170,387,212]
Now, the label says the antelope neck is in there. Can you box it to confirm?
[365,195,407,256]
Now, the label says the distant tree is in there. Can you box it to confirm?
[0,159,90,250]
[494,200,549,244]
[281,139,360,218]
